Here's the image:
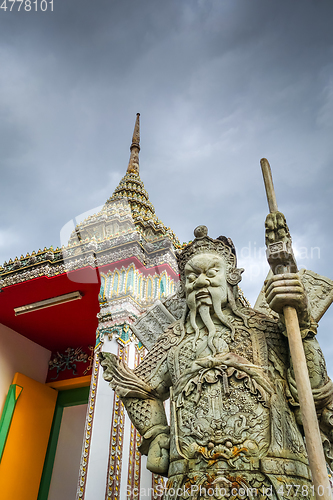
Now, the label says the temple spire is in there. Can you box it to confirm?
[106,112,181,247]
[127,113,140,175]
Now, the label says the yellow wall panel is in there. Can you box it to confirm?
[0,373,57,500]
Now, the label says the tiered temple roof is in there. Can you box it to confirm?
[0,114,181,287]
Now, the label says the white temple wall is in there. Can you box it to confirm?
[84,337,118,500]
[48,404,88,500]
[140,455,154,494]
[127,338,136,369]
[0,322,51,414]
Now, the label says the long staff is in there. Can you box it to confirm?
[260,158,331,500]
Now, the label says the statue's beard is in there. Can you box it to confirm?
[187,287,234,355]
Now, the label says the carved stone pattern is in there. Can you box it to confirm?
[230,327,254,363]
[299,269,333,322]
[132,302,176,350]
[175,337,196,376]
[124,398,153,429]
[134,330,178,382]
[254,285,279,320]
[251,327,269,369]
[303,338,328,387]
[76,352,99,500]
[269,242,284,253]
[105,345,128,500]
[266,326,289,382]
[166,470,273,500]
[162,292,186,321]
[132,315,163,350]
[256,298,279,320]
[239,312,276,368]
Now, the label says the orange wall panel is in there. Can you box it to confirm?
[0,373,57,500]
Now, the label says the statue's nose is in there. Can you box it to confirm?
[194,274,209,288]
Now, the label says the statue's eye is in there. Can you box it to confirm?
[187,273,197,283]
[206,269,218,278]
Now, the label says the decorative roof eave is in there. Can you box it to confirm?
[0,247,63,275]
[0,230,180,288]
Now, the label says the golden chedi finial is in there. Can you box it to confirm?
[127,113,140,175]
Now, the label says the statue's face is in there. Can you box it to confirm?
[184,253,228,309]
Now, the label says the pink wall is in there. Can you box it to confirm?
[0,322,51,414]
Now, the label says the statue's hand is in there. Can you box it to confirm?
[264,273,309,323]
[146,433,170,476]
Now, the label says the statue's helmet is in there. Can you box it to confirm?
[176,225,244,287]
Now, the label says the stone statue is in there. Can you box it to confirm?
[100,216,333,500]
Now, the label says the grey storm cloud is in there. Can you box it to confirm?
[1,0,333,367]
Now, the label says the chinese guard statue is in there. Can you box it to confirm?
[100,214,333,499]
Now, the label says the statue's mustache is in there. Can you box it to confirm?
[187,286,217,305]
[188,287,211,301]
[194,288,210,298]
[186,286,235,352]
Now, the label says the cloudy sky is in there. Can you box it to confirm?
[1,0,333,368]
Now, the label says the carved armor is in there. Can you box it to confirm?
[100,226,333,499]
[101,307,333,499]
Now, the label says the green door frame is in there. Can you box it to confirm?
[0,384,23,462]
[37,386,90,500]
